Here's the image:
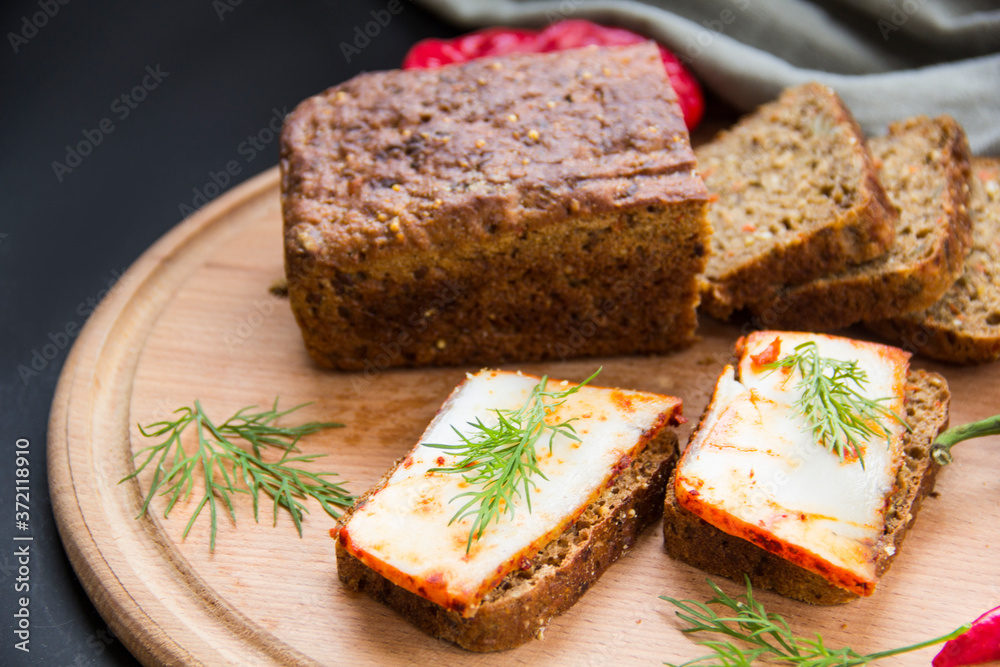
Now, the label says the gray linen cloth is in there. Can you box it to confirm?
[414,0,1000,154]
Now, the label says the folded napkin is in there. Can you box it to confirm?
[415,0,1000,154]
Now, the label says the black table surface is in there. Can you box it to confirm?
[0,2,458,664]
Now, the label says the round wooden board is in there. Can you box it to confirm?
[49,166,1000,666]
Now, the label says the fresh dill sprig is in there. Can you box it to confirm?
[425,368,601,553]
[763,341,908,467]
[121,399,354,550]
[661,577,969,666]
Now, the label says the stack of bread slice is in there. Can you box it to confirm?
[866,159,1000,362]
[698,83,999,363]
[698,83,897,320]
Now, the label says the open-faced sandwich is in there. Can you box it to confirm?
[335,369,684,651]
[664,331,951,604]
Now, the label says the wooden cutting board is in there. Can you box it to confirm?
[49,167,1000,666]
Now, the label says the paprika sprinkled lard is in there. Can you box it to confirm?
[402,19,704,131]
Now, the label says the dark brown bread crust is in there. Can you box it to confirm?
[281,44,709,371]
[867,158,1000,363]
[663,369,950,605]
[698,82,897,319]
[336,427,677,651]
[747,116,972,331]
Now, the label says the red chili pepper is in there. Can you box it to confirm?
[535,19,647,51]
[401,27,538,69]
[933,604,1000,667]
[402,19,704,131]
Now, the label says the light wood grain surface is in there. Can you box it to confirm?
[49,167,1000,666]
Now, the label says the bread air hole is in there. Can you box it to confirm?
[986,313,1000,326]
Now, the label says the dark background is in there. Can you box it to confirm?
[0,2,458,664]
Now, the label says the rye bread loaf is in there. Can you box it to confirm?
[336,425,677,651]
[696,82,897,319]
[281,43,710,371]
[867,158,1000,363]
[747,116,973,331]
[663,368,951,605]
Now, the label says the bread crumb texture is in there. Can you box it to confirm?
[867,157,1000,363]
[697,82,896,318]
[746,115,972,331]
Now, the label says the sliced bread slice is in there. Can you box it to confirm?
[335,370,682,652]
[337,425,677,651]
[664,367,951,605]
[697,82,897,319]
[867,158,1000,363]
[747,116,973,331]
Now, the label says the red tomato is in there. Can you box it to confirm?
[402,19,704,131]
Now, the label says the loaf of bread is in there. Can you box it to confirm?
[747,116,972,331]
[281,43,710,371]
[696,82,896,320]
[663,336,951,604]
[867,158,1000,363]
[335,370,682,651]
